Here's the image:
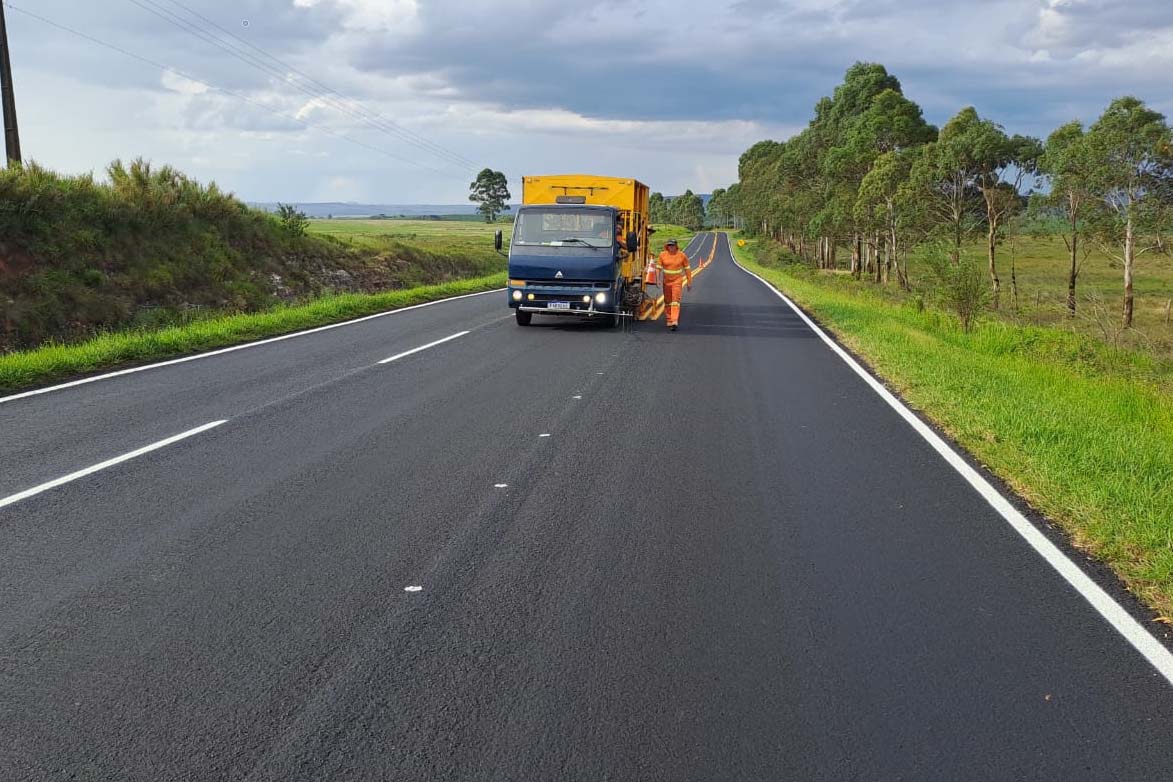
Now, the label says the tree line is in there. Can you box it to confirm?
[650,189,705,231]
[722,62,1173,327]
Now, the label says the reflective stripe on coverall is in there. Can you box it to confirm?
[657,249,693,327]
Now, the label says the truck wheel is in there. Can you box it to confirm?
[515,310,533,326]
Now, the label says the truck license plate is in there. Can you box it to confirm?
[548,301,571,310]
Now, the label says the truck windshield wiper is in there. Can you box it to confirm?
[557,237,605,248]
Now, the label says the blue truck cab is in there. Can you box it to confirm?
[496,175,650,327]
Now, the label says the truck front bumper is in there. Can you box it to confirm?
[508,282,618,316]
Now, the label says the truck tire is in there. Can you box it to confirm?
[515,309,533,326]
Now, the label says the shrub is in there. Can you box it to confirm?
[276,203,309,237]
[917,242,990,332]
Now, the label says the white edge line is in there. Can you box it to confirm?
[0,420,228,510]
[0,288,505,405]
[725,236,1173,687]
[378,331,469,364]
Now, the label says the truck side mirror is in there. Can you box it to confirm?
[494,229,503,252]
[626,231,639,253]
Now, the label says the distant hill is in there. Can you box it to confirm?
[249,202,514,219]
[252,195,710,218]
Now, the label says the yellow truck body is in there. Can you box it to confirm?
[506,175,652,326]
[521,175,651,283]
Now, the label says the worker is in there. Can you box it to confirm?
[596,220,615,244]
[597,217,627,248]
[656,238,693,331]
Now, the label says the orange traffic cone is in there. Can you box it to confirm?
[644,258,657,285]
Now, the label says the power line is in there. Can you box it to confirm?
[3,2,462,177]
[158,0,480,171]
[127,0,472,172]
[128,0,478,173]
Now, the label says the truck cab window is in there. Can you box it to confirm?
[515,209,613,247]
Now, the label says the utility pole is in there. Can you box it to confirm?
[0,1,22,166]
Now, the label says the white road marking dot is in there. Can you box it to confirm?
[573,395,582,400]
[404,585,423,593]
[494,483,508,488]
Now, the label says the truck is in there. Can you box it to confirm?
[495,175,651,327]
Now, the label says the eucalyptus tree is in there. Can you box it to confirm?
[706,187,726,227]
[905,110,986,267]
[736,139,784,237]
[649,191,671,224]
[828,87,935,277]
[1037,121,1097,315]
[672,189,706,231]
[1083,96,1173,327]
[855,148,919,287]
[947,109,1043,308]
[723,182,743,230]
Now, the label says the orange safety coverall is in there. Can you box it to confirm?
[657,248,693,327]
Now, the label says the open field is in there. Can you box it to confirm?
[731,234,1173,619]
[995,234,1173,349]
[309,218,509,265]
[309,218,700,264]
[809,233,1173,358]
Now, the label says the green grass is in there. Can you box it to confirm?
[995,234,1173,353]
[648,224,699,255]
[310,218,701,263]
[0,162,509,351]
[0,274,505,394]
[730,234,1173,618]
[840,233,1173,359]
[308,218,509,266]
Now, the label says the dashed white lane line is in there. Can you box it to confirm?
[494,483,508,489]
[729,242,1173,688]
[573,396,582,400]
[0,289,503,406]
[378,331,470,365]
[539,433,551,438]
[404,585,423,593]
[0,420,228,510]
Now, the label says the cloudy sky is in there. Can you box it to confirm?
[5,0,1173,203]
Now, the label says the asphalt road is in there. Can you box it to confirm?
[3,233,1173,780]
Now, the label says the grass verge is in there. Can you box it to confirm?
[650,224,699,255]
[0,273,506,394]
[729,235,1173,619]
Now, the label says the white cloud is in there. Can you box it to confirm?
[160,70,208,96]
[292,0,420,33]
[9,0,1173,202]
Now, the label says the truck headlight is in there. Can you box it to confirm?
[582,295,591,303]
[595,292,607,304]
[512,290,522,301]
[527,293,535,301]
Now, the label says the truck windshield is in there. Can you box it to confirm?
[513,209,615,248]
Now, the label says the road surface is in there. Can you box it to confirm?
[3,234,1173,780]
